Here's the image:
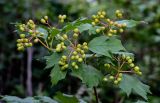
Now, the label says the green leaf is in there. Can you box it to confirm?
[113,51,134,59]
[77,23,92,33]
[1,96,22,103]
[50,65,67,85]
[88,26,101,35]
[1,96,58,103]
[62,18,91,33]
[44,52,62,69]
[88,36,125,57]
[54,92,79,103]
[36,27,48,39]
[71,64,103,88]
[116,20,143,28]
[135,100,148,103]
[119,74,151,100]
[34,96,58,103]
[49,28,60,37]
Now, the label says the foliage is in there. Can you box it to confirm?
[12,8,151,103]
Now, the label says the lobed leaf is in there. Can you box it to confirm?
[71,64,103,88]
[119,74,151,100]
[50,65,67,85]
[88,36,126,57]
[116,20,140,28]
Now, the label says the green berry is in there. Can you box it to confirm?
[73,33,78,38]
[130,63,134,67]
[56,48,61,52]
[92,22,96,26]
[134,66,140,72]
[20,34,25,38]
[74,65,79,69]
[44,16,48,20]
[103,77,108,81]
[17,46,24,51]
[78,58,83,62]
[72,62,76,66]
[126,56,130,60]
[62,55,67,60]
[108,33,112,37]
[114,80,118,85]
[96,29,100,33]
[109,76,114,80]
[40,19,46,24]
[64,64,69,68]
[117,77,122,82]
[62,34,68,40]
[28,43,33,47]
[74,28,79,33]
[119,73,122,77]
[34,39,39,43]
[128,59,133,63]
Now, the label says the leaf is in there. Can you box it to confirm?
[77,23,92,33]
[88,36,125,57]
[119,74,151,100]
[49,28,60,37]
[116,20,140,28]
[71,64,103,88]
[54,92,79,103]
[44,52,62,69]
[50,65,67,85]
[113,51,134,59]
[1,96,22,103]
[62,18,91,33]
[36,27,48,39]
[34,96,58,103]
[135,100,148,103]
[1,96,58,103]
[88,26,101,35]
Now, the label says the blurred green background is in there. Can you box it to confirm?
[0,0,160,103]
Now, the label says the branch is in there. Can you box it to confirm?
[93,86,99,103]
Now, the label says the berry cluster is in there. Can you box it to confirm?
[91,10,127,37]
[58,14,67,23]
[16,19,37,51]
[70,42,88,69]
[121,55,142,75]
[40,16,48,24]
[16,34,32,51]
[103,54,142,85]
[55,42,67,52]
[16,16,54,51]
[55,28,88,70]
[58,55,69,70]
[115,10,123,18]
[73,28,79,39]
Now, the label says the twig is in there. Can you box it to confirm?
[93,86,99,103]
[36,37,53,51]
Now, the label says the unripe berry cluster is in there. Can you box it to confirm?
[55,42,67,52]
[70,42,88,69]
[91,10,127,37]
[73,28,79,39]
[58,55,69,70]
[115,10,123,18]
[103,54,142,85]
[58,14,67,23]
[16,19,43,51]
[121,55,142,75]
[40,16,48,24]
[16,34,32,51]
